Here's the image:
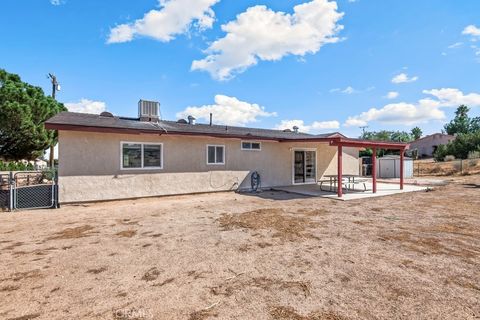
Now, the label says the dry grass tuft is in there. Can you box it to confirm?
[7,270,43,282]
[116,230,137,238]
[154,277,175,287]
[48,225,95,240]
[210,276,311,298]
[218,208,317,240]
[87,267,107,275]
[188,309,217,320]
[296,208,328,216]
[270,306,347,320]
[116,219,139,226]
[0,285,20,292]
[379,231,477,258]
[141,267,161,282]
[3,242,24,250]
[7,313,41,320]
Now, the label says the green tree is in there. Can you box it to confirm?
[443,105,480,135]
[359,130,413,157]
[434,131,480,160]
[0,69,66,161]
[411,127,422,140]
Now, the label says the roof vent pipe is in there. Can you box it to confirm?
[209,113,213,126]
[188,115,196,125]
[293,126,299,133]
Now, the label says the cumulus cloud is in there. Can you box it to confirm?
[65,99,107,114]
[176,95,276,126]
[385,91,399,99]
[344,102,445,127]
[391,73,418,84]
[191,0,344,80]
[462,25,480,38]
[107,0,219,44]
[344,88,480,127]
[422,88,480,107]
[274,119,340,133]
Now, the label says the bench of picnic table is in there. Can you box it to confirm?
[318,178,368,192]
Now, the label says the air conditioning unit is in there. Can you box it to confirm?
[138,100,160,122]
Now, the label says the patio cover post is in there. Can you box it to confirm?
[337,145,343,197]
[400,149,404,190]
[372,147,377,193]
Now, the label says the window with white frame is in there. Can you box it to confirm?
[241,141,261,151]
[207,145,225,165]
[121,142,162,169]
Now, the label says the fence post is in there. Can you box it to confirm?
[8,172,14,211]
[54,170,60,209]
[460,159,463,175]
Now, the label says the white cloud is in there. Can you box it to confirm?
[344,102,445,127]
[176,95,276,126]
[50,0,64,5]
[385,91,399,99]
[344,87,480,127]
[330,85,374,94]
[391,73,418,84]
[65,99,107,114]
[422,88,480,107]
[448,42,463,49]
[107,0,219,44]
[330,86,357,94]
[274,119,340,133]
[191,0,344,80]
[462,25,480,38]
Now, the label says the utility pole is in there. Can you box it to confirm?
[359,126,369,138]
[48,73,60,168]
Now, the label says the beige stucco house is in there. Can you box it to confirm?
[46,100,367,203]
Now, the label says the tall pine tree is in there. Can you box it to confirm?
[0,69,66,161]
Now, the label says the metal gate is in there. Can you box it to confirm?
[0,171,58,211]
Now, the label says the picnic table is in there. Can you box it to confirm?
[318,174,368,192]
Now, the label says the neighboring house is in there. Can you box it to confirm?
[45,100,405,203]
[408,133,455,158]
[19,159,48,170]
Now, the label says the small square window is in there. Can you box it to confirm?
[241,141,261,151]
[207,145,225,164]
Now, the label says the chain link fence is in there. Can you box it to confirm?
[0,171,58,211]
[413,157,480,176]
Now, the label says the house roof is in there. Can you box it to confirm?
[45,111,409,149]
[45,111,342,141]
[410,133,455,144]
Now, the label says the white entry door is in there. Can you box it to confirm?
[293,150,316,184]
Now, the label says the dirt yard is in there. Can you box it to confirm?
[1,175,479,320]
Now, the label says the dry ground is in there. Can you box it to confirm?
[1,176,479,320]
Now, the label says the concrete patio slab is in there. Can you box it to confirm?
[272,181,429,201]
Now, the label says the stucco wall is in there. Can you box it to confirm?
[58,131,359,203]
[409,134,455,157]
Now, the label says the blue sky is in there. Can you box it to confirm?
[1,0,480,137]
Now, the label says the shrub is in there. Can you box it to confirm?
[444,155,456,162]
[467,150,480,159]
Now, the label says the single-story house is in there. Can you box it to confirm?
[408,133,455,158]
[45,100,408,203]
